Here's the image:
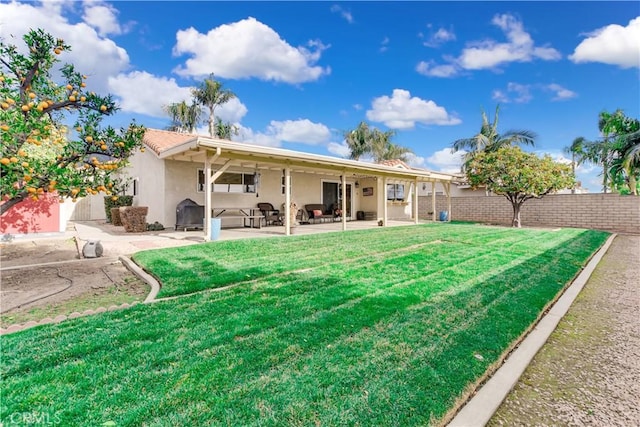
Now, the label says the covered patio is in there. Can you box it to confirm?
[138,129,456,241]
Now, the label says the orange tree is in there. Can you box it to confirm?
[466,146,574,227]
[0,29,144,215]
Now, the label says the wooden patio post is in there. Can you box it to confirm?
[341,173,347,231]
[284,166,291,236]
[204,153,212,241]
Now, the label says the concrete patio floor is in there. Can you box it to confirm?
[72,218,431,257]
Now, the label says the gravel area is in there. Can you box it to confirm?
[489,234,640,426]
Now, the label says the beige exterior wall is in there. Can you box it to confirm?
[129,150,166,224]
[418,193,639,233]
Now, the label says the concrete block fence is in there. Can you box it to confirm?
[419,194,639,234]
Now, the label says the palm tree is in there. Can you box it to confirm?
[344,121,372,160]
[215,118,239,141]
[344,121,411,162]
[164,100,200,133]
[452,105,537,159]
[192,74,236,138]
[563,136,588,194]
[370,129,412,162]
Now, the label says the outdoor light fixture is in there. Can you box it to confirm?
[355,181,360,188]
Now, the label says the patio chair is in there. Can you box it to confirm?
[257,202,281,226]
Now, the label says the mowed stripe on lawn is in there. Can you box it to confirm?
[2,224,609,426]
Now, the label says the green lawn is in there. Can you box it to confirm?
[1,224,609,426]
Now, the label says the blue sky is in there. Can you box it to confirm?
[1,1,638,192]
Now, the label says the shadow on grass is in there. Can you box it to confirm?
[1,228,610,426]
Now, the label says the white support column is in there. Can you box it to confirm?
[413,179,419,224]
[431,181,437,222]
[204,155,212,241]
[284,166,291,236]
[341,173,347,231]
[383,177,388,226]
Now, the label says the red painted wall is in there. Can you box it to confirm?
[0,193,60,234]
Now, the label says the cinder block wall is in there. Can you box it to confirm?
[419,194,640,233]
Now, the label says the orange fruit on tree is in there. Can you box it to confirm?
[10,157,18,163]
[0,124,8,131]
[54,48,62,55]
[21,104,30,112]
[68,95,76,102]
[85,136,93,143]
[22,162,29,168]
[65,84,73,90]
[101,144,108,150]
[100,105,107,112]
[1,158,10,165]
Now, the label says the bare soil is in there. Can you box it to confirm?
[0,237,148,328]
[489,234,640,426]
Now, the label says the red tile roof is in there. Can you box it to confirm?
[143,128,197,155]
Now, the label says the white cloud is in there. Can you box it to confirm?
[366,89,461,129]
[172,17,330,83]
[267,119,331,145]
[405,153,427,168]
[491,82,532,103]
[82,3,124,37]
[108,71,190,117]
[546,84,577,101]
[235,126,281,147]
[235,119,331,148]
[0,1,130,94]
[330,5,354,24]
[380,36,390,53]
[459,14,561,69]
[422,27,456,48]
[426,148,466,174]
[492,82,577,103]
[419,14,561,78]
[327,141,351,157]
[569,17,640,68]
[416,61,458,78]
[108,71,248,122]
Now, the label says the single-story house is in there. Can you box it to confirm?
[122,129,457,240]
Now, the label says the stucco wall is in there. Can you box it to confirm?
[418,194,640,233]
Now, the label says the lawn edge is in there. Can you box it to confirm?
[444,232,617,427]
[119,255,161,303]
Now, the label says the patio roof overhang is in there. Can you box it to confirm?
[155,135,456,184]
[144,129,454,239]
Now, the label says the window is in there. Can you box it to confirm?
[386,184,405,201]
[197,169,256,193]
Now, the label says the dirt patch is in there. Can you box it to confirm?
[489,234,640,426]
[0,238,148,328]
